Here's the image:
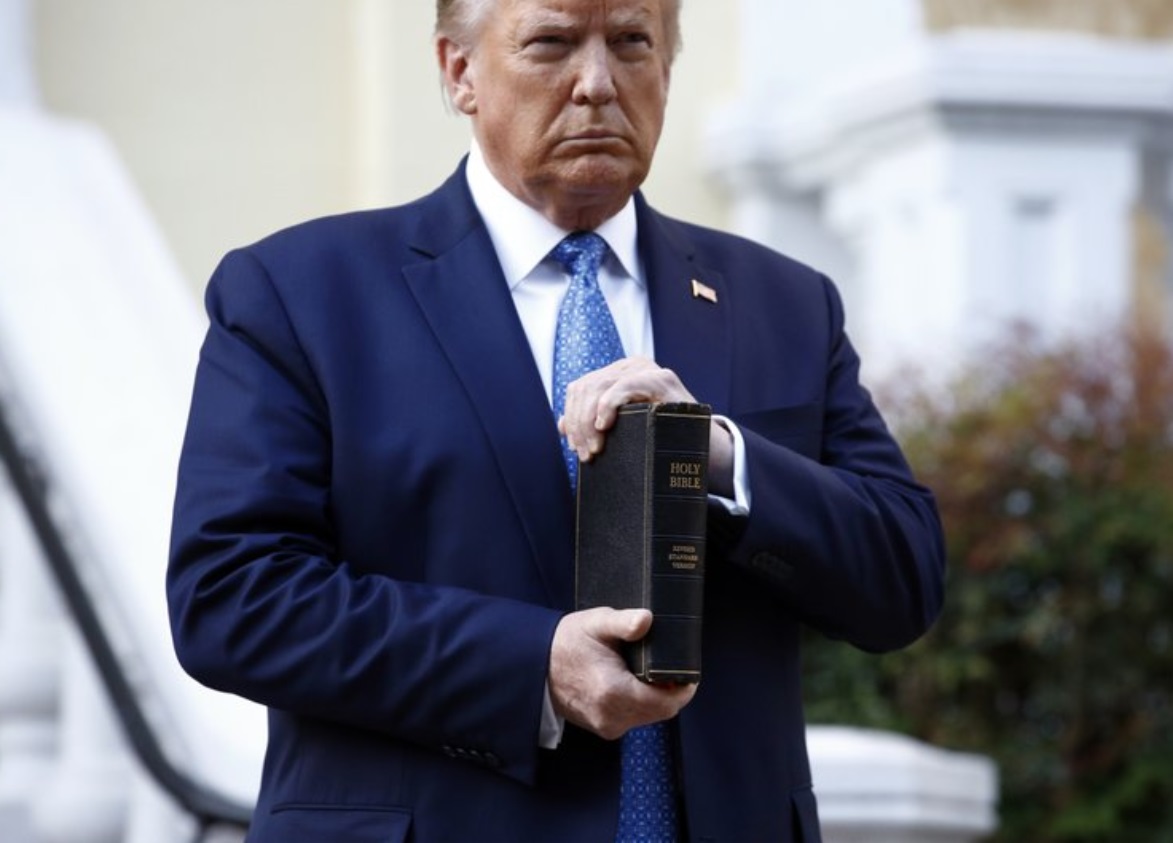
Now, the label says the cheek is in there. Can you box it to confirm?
[508,87,564,129]
[621,75,668,133]
[521,105,573,153]
[631,103,666,151]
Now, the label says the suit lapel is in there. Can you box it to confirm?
[402,167,576,608]
[637,198,733,414]
[395,176,733,608]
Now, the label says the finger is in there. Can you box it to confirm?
[621,678,699,727]
[607,608,653,643]
[599,367,695,414]
[561,378,597,457]
[564,381,611,460]
[592,397,620,434]
[549,610,698,738]
[564,360,648,458]
[565,358,699,462]
[576,606,652,644]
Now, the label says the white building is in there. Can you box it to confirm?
[712,0,1173,374]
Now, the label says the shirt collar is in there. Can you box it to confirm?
[465,141,643,290]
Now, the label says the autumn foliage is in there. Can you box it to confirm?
[803,323,1173,841]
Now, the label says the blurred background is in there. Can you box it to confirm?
[33,1,733,296]
[2,1,1172,841]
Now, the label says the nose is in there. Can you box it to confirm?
[572,40,617,105]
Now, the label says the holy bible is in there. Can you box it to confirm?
[574,401,711,684]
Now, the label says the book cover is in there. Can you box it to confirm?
[574,401,711,684]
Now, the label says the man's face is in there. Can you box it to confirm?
[440,0,672,230]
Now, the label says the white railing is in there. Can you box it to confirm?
[0,104,264,843]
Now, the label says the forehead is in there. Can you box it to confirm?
[498,0,664,28]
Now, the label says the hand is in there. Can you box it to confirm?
[558,356,695,461]
[557,357,734,496]
[548,607,697,740]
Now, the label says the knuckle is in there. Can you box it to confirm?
[599,723,624,741]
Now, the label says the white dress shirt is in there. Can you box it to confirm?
[466,142,654,396]
[464,143,749,747]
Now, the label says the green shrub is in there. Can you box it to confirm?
[803,324,1173,842]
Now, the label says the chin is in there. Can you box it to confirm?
[557,156,645,198]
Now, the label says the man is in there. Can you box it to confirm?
[167,0,946,840]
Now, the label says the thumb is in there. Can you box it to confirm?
[608,608,653,643]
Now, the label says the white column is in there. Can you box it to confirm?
[949,133,1138,344]
[821,135,971,373]
[29,628,129,843]
[0,3,60,838]
[0,0,37,107]
[0,472,61,827]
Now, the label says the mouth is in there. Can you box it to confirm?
[567,129,619,140]
[559,131,628,150]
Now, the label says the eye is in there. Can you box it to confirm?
[521,28,575,58]
[611,31,654,54]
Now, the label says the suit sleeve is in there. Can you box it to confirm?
[166,249,561,785]
[726,275,946,653]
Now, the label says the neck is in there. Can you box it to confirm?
[541,199,629,233]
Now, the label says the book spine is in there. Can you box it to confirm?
[635,405,709,683]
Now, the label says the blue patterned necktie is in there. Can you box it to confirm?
[550,231,625,488]
[548,231,680,843]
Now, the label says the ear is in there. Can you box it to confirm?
[436,36,477,115]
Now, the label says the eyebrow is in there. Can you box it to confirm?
[606,7,657,30]
[517,6,657,34]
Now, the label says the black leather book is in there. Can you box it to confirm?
[574,401,711,684]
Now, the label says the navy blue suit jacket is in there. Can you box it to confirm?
[168,163,945,842]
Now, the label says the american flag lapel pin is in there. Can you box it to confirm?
[691,279,718,304]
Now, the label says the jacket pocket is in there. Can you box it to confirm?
[257,804,412,843]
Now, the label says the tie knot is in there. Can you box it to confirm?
[551,231,607,283]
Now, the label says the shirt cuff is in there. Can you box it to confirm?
[539,681,565,749]
[709,415,751,516]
